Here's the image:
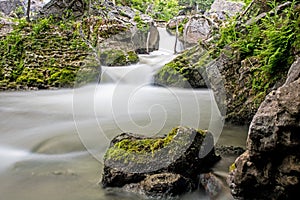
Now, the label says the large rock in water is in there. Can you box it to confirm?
[228,57,300,199]
[101,126,220,198]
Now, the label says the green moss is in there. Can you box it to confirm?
[100,49,139,66]
[105,127,179,162]
[105,127,208,164]
[154,45,209,87]
[229,162,236,172]
[127,51,139,64]
[0,14,135,90]
[133,13,149,32]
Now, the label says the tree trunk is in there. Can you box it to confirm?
[26,0,31,22]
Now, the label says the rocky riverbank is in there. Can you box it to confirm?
[1,0,299,199]
[0,0,159,90]
[154,0,299,125]
[228,57,300,199]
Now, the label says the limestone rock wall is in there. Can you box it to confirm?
[228,57,300,199]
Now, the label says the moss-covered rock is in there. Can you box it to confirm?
[101,126,220,198]
[153,45,210,88]
[100,49,138,66]
[0,13,139,90]
[0,18,93,90]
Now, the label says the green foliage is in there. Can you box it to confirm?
[32,17,52,35]
[152,0,182,21]
[179,0,214,11]
[133,13,149,31]
[216,0,299,93]
[117,0,182,21]
[15,6,24,18]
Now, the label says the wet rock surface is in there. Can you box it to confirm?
[123,173,194,198]
[154,0,299,125]
[101,126,220,198]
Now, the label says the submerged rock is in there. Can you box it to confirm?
[200,172,224,199]
[123,173,194,198]
[101,126,220,198]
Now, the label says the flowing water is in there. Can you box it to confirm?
[0,28,248,200]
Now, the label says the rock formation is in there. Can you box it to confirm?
[0,0,23,16]
[101,126,220,198]
[228,57,300,199]
[0,0,160,90]
[209,0,245,16]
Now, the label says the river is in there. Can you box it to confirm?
[0,28,248,200]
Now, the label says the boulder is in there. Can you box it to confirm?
[131,22,159,54]
[101,126,220,198]
[183,15,217,45]
[228,58,300,199]
[0,0,46,18]
[0,0,23,16]
[166,15,188,30]
[209,0,245,16]
[153,45,210,89]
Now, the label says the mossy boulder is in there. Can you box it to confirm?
[100,50,139,66]
[101,126,220,198]
[153,45,210,88]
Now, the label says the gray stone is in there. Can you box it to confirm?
[0,0,23,16]
[209,0,245,16]
[183,14,216,45]
[285,56,300,85]
[123,173,194,198]
[200,172,224,199]
[228,71,300,199]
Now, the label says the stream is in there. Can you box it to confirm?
[0,28,248,200]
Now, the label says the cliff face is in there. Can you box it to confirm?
[228,57,300,199]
